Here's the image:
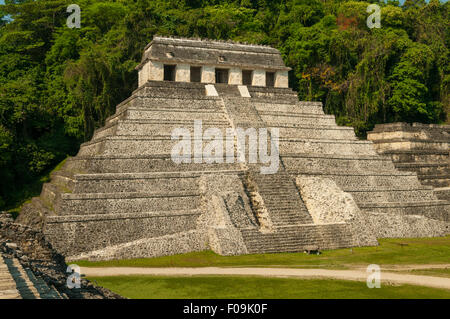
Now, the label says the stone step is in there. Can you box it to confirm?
[137,81,214,99]
[291,171,425,189]
[23,268,63,299]
[79,136,246,156]
[359,200,450,221]
[0,280,17,289]
[368,129,450,144]
[125,107,229,122]
[346,188,437,202]
[105,105,228,126]
[93,119,231,141]
[290,168,420,179]
[282,153,395,171]
[214,84,243,96]
[278,138,377,156]
[240,223,354,253]
[50,170,76,190]
[253,101,324,115]
[434,187,450,201]
[382,149,449,164]
[242,232,352,243]
[251,170,313,226]
[277,126,357,140]
[67,170,243,193]
[369,122,450,134]
[259,109,331,119]
[56,191,202,215]
[371,138,449,152]
[417,174,450,188]
[66,155,243,174]
[368,127,450,140]
[0,290,21,299]
[257,193,301,200]
[116,96,223,114]
[395,162,450,175]
[1,257,40,299]
[260,113,337,126]
[246,88,298,97]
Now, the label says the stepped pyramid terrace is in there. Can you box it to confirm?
[368,123,450,201]
[18,36,449,261]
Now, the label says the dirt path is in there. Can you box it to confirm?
[81,266,450,290]
[373,264,450,271]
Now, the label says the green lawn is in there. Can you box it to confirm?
[75,236,450,269]
[87,275,450,299]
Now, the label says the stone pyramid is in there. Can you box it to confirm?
[18,37,449,261]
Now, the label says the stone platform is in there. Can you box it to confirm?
[368,122,450,201]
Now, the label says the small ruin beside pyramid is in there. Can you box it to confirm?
[18,36,449,261]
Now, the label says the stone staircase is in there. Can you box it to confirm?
[0,255,63,299]
[240,223,354,254]
[249,170,312,226]
[0,256,20,299]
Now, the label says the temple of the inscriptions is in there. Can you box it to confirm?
[17,36,449,261]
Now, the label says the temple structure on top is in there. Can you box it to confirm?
[136,36,290,88]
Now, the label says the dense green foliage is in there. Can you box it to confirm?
[0,0,448,209]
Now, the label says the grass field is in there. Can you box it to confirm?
[75,236,450,269]
[87,275,450,299]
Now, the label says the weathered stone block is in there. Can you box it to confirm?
[252,69,266,86]
[295,175,378,246]
[147,60,164,81]
[201,66,215,83]
[175,64,190,82]
[275,71,288,88]
[228,68,242,85]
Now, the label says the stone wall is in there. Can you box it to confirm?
[295,176,449,242]
[365,212,449,238]
[44,212,201,257]
[197,174,256,256]
[295,176,378,247]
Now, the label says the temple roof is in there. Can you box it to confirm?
[136,36,291,71]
